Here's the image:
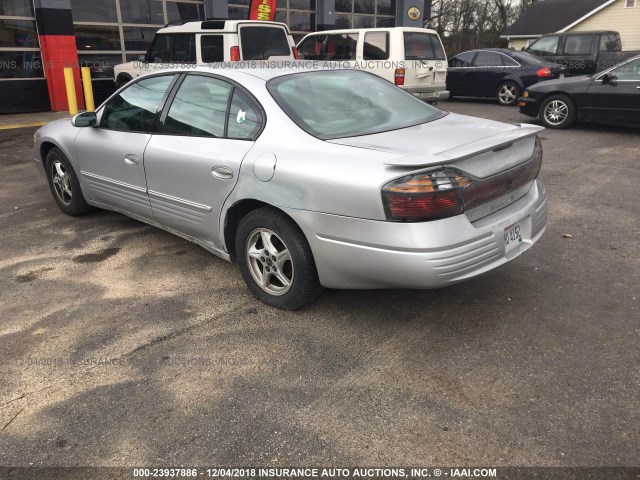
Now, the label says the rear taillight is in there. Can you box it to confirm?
[394,68,405,86]
[293,47,299,59]
[230,46,240,62]
[383,170,470,221]
[537,67,552,78]
[382,138,543,222]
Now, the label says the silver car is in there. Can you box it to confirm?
[33,67,548,310]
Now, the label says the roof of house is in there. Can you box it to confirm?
[504,0,614,37]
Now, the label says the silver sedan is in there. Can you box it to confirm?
[33,67,547,309]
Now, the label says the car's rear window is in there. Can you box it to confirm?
[240,26,291,60]
[267,70,446,140]
[404,32,446,61]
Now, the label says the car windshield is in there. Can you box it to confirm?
[512,51,549,66]
[267,70,446,140]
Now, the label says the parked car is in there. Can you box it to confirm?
[525,30,639,76]
[34,67,547,309]
[113,20,297,88]
[519,54,640,129]
[447,48,564,106]
[297,27,449,103]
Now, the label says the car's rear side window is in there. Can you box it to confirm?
[563,35,593,56]
[240,26,291,60]
[363,32,389,60]
[404,32,446,61]
[147,34,196,63]
[201,35,224,62]
[325,34,358,60]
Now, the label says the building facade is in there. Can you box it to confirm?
[0,0,431,113]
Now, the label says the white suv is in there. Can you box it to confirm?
[114,20,297,88]
[297,27,449,103]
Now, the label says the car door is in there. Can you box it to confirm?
[585,58,640,122]
[555,34,594,76]
[402,31,447,92]
[75,74,178,219]
[469,51,504,97]
[143,74,263,249]
[447,51,476,96]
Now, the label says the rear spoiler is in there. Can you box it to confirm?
[383,124,544,167]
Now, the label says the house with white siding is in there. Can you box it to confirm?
[502,0,640,51]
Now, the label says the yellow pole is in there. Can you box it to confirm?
[63,67,78,115]
[81,67,95,112]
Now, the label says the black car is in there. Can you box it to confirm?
[447,48,564,106]
[519,55,640,129]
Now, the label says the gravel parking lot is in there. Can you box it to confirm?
[0,101,638,468]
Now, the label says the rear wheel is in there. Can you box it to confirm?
[497,81,520,106]
[540,94,576,129]
[46,147,94,216]
[236,207,323,310]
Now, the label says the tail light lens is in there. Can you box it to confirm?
[293,47,299,59]
[382,137,543,222]
[537,67,552,78]
[230,46,240,62]
[394,68,405,86]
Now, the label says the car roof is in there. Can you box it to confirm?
[302,26,439,36]
[453,48,518,57]
[159,20,290,34]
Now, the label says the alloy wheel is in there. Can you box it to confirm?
[51,160,73,206]
[245,228,294,296]
[543,100,569,126]
[498,84,518,105]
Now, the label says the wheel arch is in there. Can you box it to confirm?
[223,199,302,262]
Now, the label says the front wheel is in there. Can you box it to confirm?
[539,94,576,129]
[46,147,94,216]
[236,207,323,310]
[497,81,520,106]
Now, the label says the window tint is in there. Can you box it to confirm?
[148,35,172,62]
[502,55,520,66]
[163,76,232,137]
[268,70,446,140]
[240,26,291,60]
[404,33,446,61]
[226,90,263,140]
[201,35,224,62]
[610,59,640,81]
[474,51,503,67]
[101,75,174,132]
[298,35,325,60]
[173,34,196,63]
[527,36,559,55]
[599,33,620,52]
[363,32,389,60]
[448,52,474,67]
[563,35,593,55]
[325,34,358,60]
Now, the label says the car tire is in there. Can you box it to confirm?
[45,147,94,216]
[539,94,576,129]
[496,81,520,106]
[236,207,323,310]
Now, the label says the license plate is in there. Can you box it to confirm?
[504,220,526,254]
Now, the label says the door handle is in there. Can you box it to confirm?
[211,166,233,180]
[124,154,140,166]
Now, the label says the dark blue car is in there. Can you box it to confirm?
[447,48,564,106]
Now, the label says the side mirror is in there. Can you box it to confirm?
[601,73,618,86]
[72,111,97,128]
[136,54,146,62]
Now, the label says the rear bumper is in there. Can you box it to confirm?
[406,87,450,101]
[284,179,547,290]
[518,97,541,118]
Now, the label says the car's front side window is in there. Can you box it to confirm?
[162,75,232,137]
[100,75,175,132]
[449,52,474,67]
[148,35,173,62]
[528,36,559,55]
[609,59,640,81]
[298,35,325,60]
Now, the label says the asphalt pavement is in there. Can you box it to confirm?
[0,101,638,468]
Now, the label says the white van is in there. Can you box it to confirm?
[297,27,449,103]
[113,20,297,88]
